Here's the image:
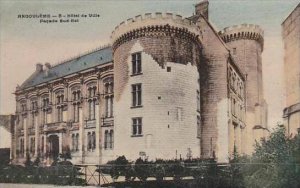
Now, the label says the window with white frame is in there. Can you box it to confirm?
[42,97,49,124]
[56,91,64,122]
[132,117,142,136]
[87,131,96,151]
[87,85,97,120]
[72,89,81,122]
[71,133,79,152]
[103,77,114,117]
[132,52,142,75]
[132,84,142,107]
[104,130,113,149]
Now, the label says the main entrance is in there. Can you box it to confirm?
[48,135,59,159]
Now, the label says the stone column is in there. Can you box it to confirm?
[63,82,69,122]
[97,73,102,164]
[49,86,54,123]
[34,113,38,157]
[80,77,85,163]
[24,117,28,157]
[95,104,100,162]
[12,117,17,161]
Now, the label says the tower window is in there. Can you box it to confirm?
[167,66,171,72]
[132,117,142,136]
[132,84,142,107]
[132,52,142,75]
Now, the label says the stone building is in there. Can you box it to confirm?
[0,115,15,162]
[12,1,267,165]
[282,3,300,136]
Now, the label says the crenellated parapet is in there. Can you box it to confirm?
[219,24,264,49]
[111,12,201,51]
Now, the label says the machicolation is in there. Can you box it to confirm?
[219,24,264,49]
[111,12,201,51]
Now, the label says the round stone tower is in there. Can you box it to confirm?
[219,24,267,153]
[111,13,202,161]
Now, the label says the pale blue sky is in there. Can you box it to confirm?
[0,0,299,127]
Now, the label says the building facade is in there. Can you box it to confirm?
[12,1,267,165]
[0,115,15,164]
[282,3,300,136]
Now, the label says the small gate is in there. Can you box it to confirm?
[75,165,110,186]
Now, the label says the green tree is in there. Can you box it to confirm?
[134,158,149,182]
[109,155,129,181]
[243,125,300,188]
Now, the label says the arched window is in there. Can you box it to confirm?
[103,77,114,118]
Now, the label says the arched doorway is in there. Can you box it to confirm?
[48,135,59,159]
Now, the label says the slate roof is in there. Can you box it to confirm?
[19,46,113,90]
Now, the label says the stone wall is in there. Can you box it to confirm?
[113,40,200,161]
[282,4,300,136]
[112,16,202,161]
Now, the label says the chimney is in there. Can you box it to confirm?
[36,63,43,72]
[44,62,51,76]
[195,0,209,20]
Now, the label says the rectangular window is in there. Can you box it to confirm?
[87,132,92,151]
[132,84,142,107]
[132,52,142,75]
[132,117,142,136]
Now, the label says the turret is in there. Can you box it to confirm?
[219,24,268,153]
[111,13,202,160]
